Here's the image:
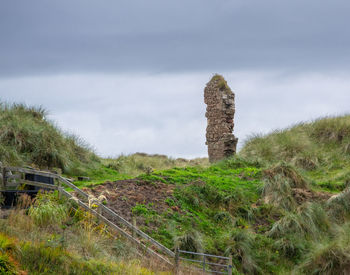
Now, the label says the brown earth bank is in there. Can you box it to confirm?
[83,179,175,222]
[292,188,332,204]
[85,179,332,223]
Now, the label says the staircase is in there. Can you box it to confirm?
[0,165,174,267]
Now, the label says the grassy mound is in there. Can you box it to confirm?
[95,115,350,274]
[241,115,350,164]
[0,103,99,175]
[240,115,350,189]
[4,101,350,274]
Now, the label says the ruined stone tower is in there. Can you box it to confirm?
[204,75,238,163]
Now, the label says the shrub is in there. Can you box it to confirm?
[131,204,150,216]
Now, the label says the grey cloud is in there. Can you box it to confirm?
[1,0,350,77]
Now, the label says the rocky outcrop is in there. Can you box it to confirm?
[204,75,238,162]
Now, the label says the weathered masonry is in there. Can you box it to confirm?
[204,75,238,162]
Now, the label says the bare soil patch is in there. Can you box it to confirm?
[292,188,331,204]
[85,179,174,222]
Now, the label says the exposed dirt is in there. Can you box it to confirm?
[292,188,331,204]
[84,179,175,222]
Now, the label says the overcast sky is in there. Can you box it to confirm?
[0,1,349,158]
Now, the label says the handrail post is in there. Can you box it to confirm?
[132,217,137,238]
[174,248,179,275]
[58,181,62,199]
[2,167,7,187]
[203,254,206,272]
[0,162,3,187]
[228,255,233,275]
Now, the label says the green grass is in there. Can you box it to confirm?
[3,102,350,274]
[240,114,350,190]
[128,160,277,272]
[102,153,208,177]
[0,102,209,188]
[210,74,232,93]
[0,102,100,175]
[123,115,350,273]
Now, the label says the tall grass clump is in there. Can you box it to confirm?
[269,203,330,239]
[225,229,258,274]
[0,102,99,174]
[28,192,68,227]
[326,188,350,223]
[18,242,119,275]
[261,163,309,210]
[269,203,331,262]
[174,230,203,253]
[296,223,350,274]
[262,175,296,210]
[240,115,350,174]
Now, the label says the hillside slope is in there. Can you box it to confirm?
[240,115,350,190]
[0,192,171,275]
[85,115,350,274]
[2,103,350,274]
[0,103,99,175]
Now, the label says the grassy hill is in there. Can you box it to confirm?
[241,115,350,191]
[2,102,350,274]
[0,102,206,180]
[0,103,100,175]
[89,115,350,274]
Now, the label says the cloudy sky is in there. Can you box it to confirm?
[0,1,349,158]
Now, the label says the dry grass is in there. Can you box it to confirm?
[103,153,209,177]
[0,102,99,174]
[0,193,174,274]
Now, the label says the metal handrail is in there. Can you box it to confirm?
[2,165,234,274]
[178,249,230,260]
[1,166,174,263]
[176,249,232,275]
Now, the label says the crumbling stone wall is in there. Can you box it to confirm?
[204,75,238,162]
